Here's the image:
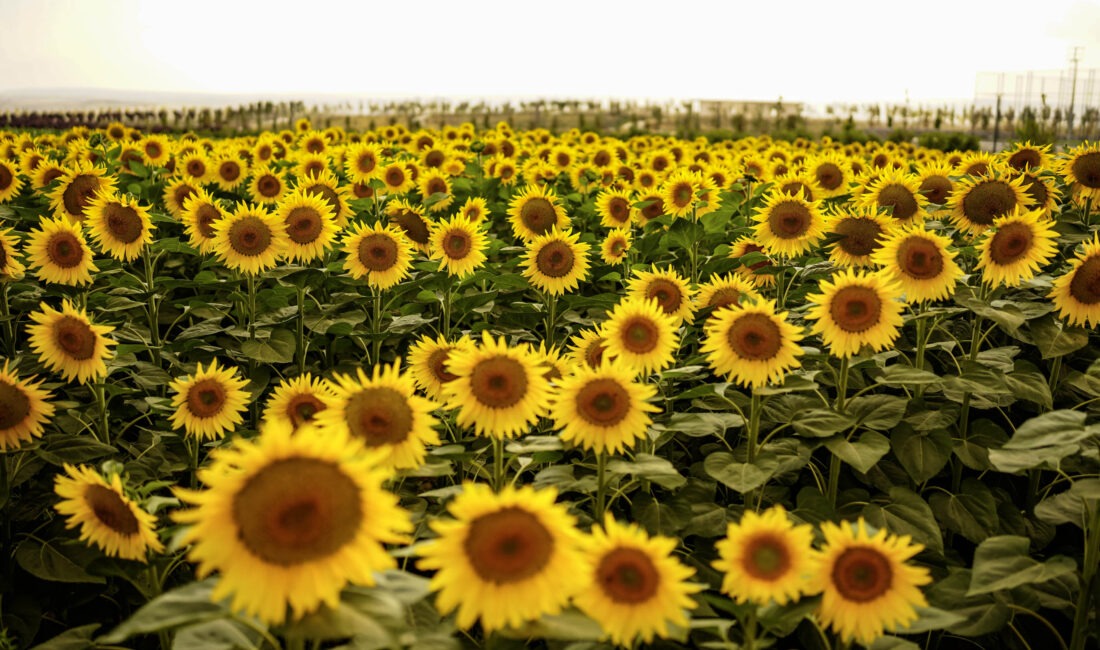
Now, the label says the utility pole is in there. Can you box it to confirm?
[1068,46,1082,141]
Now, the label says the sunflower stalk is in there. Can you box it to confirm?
[187,437,200,489]
[746,391,762,464]
[141,247,161,365]
[595,451,608,522]
[1070,505,1100,650]
[0,282,13,358]
[94,382,110,446]
[371,285,383,366]
[246,274,258,341]
[742,608,758,650]
[826,356,851,507]
[296,285,307,375]
[441,275,454,340]
[953,289,987,493]
[544,291,558,347]
[492,437,506,492]
[913,302,928,398]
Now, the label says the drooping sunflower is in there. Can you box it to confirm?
[1003,141,1052,173]
[600,298,680,377]
[954,151,1000,178]
[162,177,201,219]
[753,189,826,258]
[417,482,588,633]
[1062,141,1100,200]
[809,519,932,646]
[806,269,904,358]
[508,184,571,241]
[0,227,26,280]
[948,172,1030,235]
[54,464,164,562]
[263,373,335,430]
[694,273,759,318]
[595,187,636,228]
[627,266,696,325]
[32,161,67,190]
[344,142,384,184]
[429,213,488,278]
[0,362,55,452]
[386,198,433,253]
[730,237,776,288]
[1011,170,1061,217]
[702,300,804,388]
[49,162,117,221]
[341,221,414,290]
[1050,234,1100,327]
[247,165,288,205]
[600,227,632,265]
[975,207,1058,287]
[457,196,489,224]
[872,226,962,304]
[915,161,956,210]
[0,159,24,203]
[27,300,115,385]
[168,358,250,441]
[826,211,891,268]
[712,505,816,606]
[407,334,477,401]
[299,170,354,228]
[522,228,591,295]
[443,332,552,439]
[181,188,225,254]
[550,362,659,455]
[211,203,288,275]
[576,517,701,646]
[174,419,411,625]
[569,328,611,370]
[275,190,337,264]
[316,362,440,471]
[84,192,155,262]
[26,216,97,286]
[418,169,454,213]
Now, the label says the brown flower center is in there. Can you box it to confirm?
[186,378,227,418]
[53,316,97,360]
[257,175,282,198]
[669,181,694,208]
[428,349,458,383]
[84,485,139,535]
[726,312,782,360]
[42,168,64,185]
[832,546,893,603]
[988,222,1034,265]
[352,182,374,198]
[640,196,664,222]
[464,507,553,584]
[834,217,883,258]
[1019,174,1049,208]
[0,380,31,430]
[304,184,341,217]
[620,316,659,354]
[575,378,631,427]
[145,142,162,159]
[707,287,743,310]
[233,458,362,566]
[443,230,471,260]
[1069,256,1100,305]
[469,355,528,409]
[535,241,575,278]
[390,211,430,245]
[964,161,990,177]
[219,161,241,182]
[0,164,13,191]
[896,236,944,280]
[424,150,445,168]
[742,533,792,580]
[780,181,812,201]
[815,163,843,190]
[876,184,919,221]
[62,174,101,218]
[173,184,196,207]
[228,216,273,257]
[597,547,660,604]
[103,203,143,244]
[607,197,631,224]
[186,160,206,178]
[830,286,882,333]
[1071,152,1100,189]
[195,204,221,239]
[583,338,607,369]
[519,197,559,236]
[961,180,1017,226]
[287,393,325,428]
[345,387,412,447]
[919,175,952,205]
[285,207,323,245]
[1008,149,1042,171]
[46,232,84,268]
[358,233,399,272]
[768,201,812,239]
[384,167,406,188]
[646,278,682,315]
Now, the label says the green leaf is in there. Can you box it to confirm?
[926,569,1011,636]
[847,395,908,430]
[824,430,890,473]
[34,434,115,466]
[1004,369,1053,410]
[704,452,779,493]
[173,620,259,650]
[987,410,1096,473]
[900,606,968,633]
[1034,478,1100,528]
[790,409,855,438]
[661,412,743,438]
[280,602,391,642]
[929,478,999,544]
[240,328,296,364]
[607,454,686,490]
[98,579,226,643]
[868,637,920,650]
[862,486,944,557]
[1028,315,1090,359]
[967,535,1077,596]
[29,624,100,650]
[891,426,952,484]
[15,538,105,584]
[499,609,605,641]
[875,365,943,388]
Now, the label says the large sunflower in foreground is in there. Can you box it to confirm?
[443,333,552,439]
[26,216,97,286]
[211,203,288,275]
[595,187,636,228]
[702,300,804,388]
[627,266,695,326]
[262,373,334,430]
[54,464,164,562]
[872,226,962,304]
[168,358,250,441]
[860,168,927,225]
[713,505,816,606]
[0,362,55,452]
[342,221,414,290]
[386,198,433,253]
[600,298,680,377]
[275,190,337,263]
[522,228,591,295]
[48,162,116,221]
[429,213,488,278]
[27,300,115,384]
[174,419,411,625]
[84,192,156,262]
[808,519,931,645]
[1050,234,1100,327]
[975,207,1058,287]
[0,228,26,280]
[948,172,1030,235]
[508,183,570,241]
[417,482,587,633]
[316,362,440,471]
[806,269,904,358]
[576,517,700,646]
[550,362,659,454]
[1062,141,1100,200]
[407,334,477,401]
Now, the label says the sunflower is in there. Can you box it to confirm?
[299,170,353,227]
[49,162,116,221]
[54,465,163,562]
[807,152,852,199]
[263,373,335,430]
[168,358,250,441]
[712,505,816,606]
[595,187,636,228]
[379,160,415,196]
[550,362,659,455]
[0,159,23,203]
[601,298,680,376]
[417,169,454,214]
[32,161,67,190]
[0,362,55,452]
[385,198,433,253]
[508,184,571,241]
[27,299,115,385]
[427,213,487,278]
[174,419,411,625]
[457,196,489,224]
[753,189,826,258]
[872,226,961,304]
[659,169,702,218]
[914,161,955,210]
[1012,171,1061,217]
[342,141,383,185]
[1004,141,1051,172]
[342,221,414,290]
[317,363,440,470]
[407,334,477,401]
[1050,234,1100,327]
[212,153,248,192]
[569,328,610,370]
[694,273,759,318]
[140,134,171,167]
[275,190,337,264]
[772,170,818,202]
[0,228,26,280]
[635,189,666,225]
[806,269,904,358]
[702,300,804,388]
[627,266,695,325]
[443,332,552,439]
[212,203,288,275]
[826,211,891,268]
[730,237,776,288]
[84,192,155,262]
[162,177,201,219]
[531,342,568,384]
[1062,142,1100,200]
[417,482,588,632]
[247,165,288,205]
[975,207,1058,287]
[177,151,212,184]
[522,228,591,296]
[954,151,999,177]
[809,519,932,645]
[181,188,225,254]
[860,168,927,226]
[600,228,632,265]
[948,172,1030,235]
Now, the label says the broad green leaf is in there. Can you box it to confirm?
[28,624,100,650]
[662,412,743,438]
[791,409,855,438]
[1028,315,1089,359]
[15,538,105,584]
[1003,369,1053,410]
[499,609,605,641]
[848,395,908,430]
[988,410,1096,473]
[240,327,296,364]
[929,478,999,544]
[900,606,968,633]
[98,579,226,642]
[862,486,944,556]
[703,452,779,493]
[173,620,259,650]
[875,365,943,388]
[926,569,1010,637]
[1034,478,1100,528]
[824,431,890,474]
[868,637,920,650]
[607,454,686,490]
[967,535,1077,596]
[280,602,392,642]
[891,426,952,484]
[34,434,115,466]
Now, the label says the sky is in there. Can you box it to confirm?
[1,0,1099,106]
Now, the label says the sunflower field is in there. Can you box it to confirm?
[0,120,1098,650]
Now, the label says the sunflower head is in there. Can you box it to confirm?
[627,266,696,325]
[54,464,164,562]
[861,168,927,226]
[826,211,891,268]
[753,189,826,258]
[181,188,225,254]
[976,206,1059,287]
[275,190,337,264]
[49,162,117,221]
[168,358,251,441]
[212,202,289,275]
[1050,234,1100,327]
[600,228,632,265]
[263,373,335,430]
[600,297,680,377]
[85,191,155,262]
[522,228,592,296]
[25,216,98,287]
[429,213,488,278]
[407,334,477,401]
[551,361,660,454]
[806,269,904,358]
[713,505,816,605]
[0,361,55,452]
[701,300,804,388]
[948,172,1030,235]
[871,225,962,304]
[26,300,115,384]
[342,221,414,290]
[508,183,571,241]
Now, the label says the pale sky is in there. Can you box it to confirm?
[1,0,1099,105]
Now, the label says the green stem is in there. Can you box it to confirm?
[142,247,161,365]
[827,357,851,507]
[595,451,608,523]
[1070,506,1100,650]
[492,437,505,492]
[441,275,453,339]
[371,286,383,366]
[94,383,110,446]
[246,273,257,341]
[954,308,985,493]
[747,391,762,464]
[188,437,200,489]
[1049,356,1063,396]
[743,608,757,650]
[296,285,307,375]
[0,282,13,359]
[544,291,558,347]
